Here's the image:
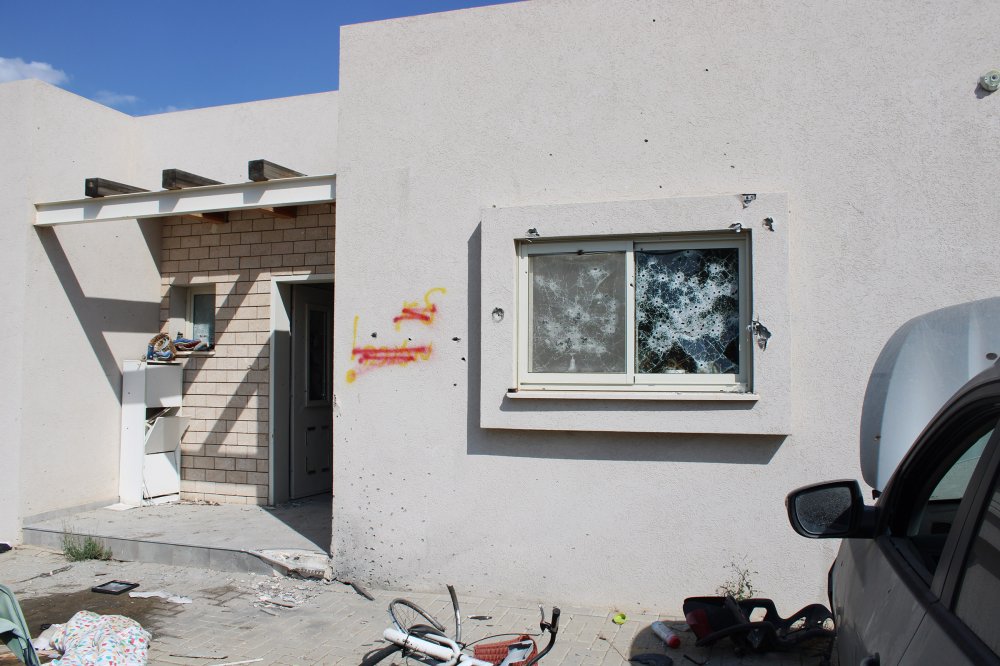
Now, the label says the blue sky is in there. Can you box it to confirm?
[0,1,517,116]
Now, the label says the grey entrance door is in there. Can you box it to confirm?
[290,284,333,498]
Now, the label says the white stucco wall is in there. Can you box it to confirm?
[134,91,338,187]
[333,0,1000,613]
[0,83,339,542]
[0,80,151,537]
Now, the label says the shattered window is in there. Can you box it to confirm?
[635,247,740,375]
[528,252,627,373]
[519,236,749,391]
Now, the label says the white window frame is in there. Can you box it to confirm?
[517,234,751,393]
[186,285,216,348]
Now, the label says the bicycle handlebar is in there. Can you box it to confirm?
[447,585,461,644]
[525,607,560,666]
[548,607,560,633]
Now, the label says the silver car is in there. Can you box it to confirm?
[787,363,1000,665]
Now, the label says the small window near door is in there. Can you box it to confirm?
[307,306,331,403]
[188,286,216,348]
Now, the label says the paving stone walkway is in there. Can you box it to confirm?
[1,547,830,665]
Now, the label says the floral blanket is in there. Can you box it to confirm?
[49,611,150,666]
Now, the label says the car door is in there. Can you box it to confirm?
[834,392,1000,666]
[898,438,1000,664]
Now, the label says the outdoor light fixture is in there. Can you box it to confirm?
[979,69,1000,93]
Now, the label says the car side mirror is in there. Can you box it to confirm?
[786,480,868,538]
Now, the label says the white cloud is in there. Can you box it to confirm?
[93,90,139,107]
[0,57,68,85]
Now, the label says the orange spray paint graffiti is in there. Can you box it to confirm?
[346,288,446,383]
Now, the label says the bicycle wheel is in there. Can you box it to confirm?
[389,598,447,635]
[360,643,402,666]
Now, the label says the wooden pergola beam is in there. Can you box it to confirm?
[249,159,304,182]
[162,169,222,190]
[85,178,149,198]
[183,211,229,224]
[256,206,298,219]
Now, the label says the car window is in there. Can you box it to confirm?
[930,435,990,501]
[953,468,1000,655]
[900,425,994,576]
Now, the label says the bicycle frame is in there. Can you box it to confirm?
[367,585,560,666]
[382,628,492,666]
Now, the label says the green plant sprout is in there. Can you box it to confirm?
[717,555,758,601]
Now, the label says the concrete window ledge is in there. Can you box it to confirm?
[505,391,761,402]
[479,194,791,435]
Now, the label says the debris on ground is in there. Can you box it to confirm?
[16,565,72,584]
[651,620,681,648]
[334,578,374,600]
[169,650,229,659]
[245,577,323,612]
[683,595,835,655]
[253,549,331,579]
[631,655,673,666]
[91,580,139,595]
[129,590,192,604]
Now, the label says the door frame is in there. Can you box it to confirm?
[269,274,334,505]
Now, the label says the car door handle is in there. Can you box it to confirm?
[860,654,880,666]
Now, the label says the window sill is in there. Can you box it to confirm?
[506,390,760,402]
[176,350,215,358]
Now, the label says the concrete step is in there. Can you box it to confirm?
[21,495,332,576]
[23,525,278,574]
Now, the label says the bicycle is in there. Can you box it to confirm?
[361,585,560,666]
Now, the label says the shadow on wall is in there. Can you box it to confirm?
[465,224,783,466]
[35,224,162,397]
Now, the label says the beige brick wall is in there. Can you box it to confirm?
[159,204,335,505]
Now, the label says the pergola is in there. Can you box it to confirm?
[34,160,336,227]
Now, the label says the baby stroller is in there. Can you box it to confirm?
[0,583,41,666]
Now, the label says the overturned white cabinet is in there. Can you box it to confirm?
[120,360,189,506]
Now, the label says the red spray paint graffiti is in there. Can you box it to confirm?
[346,288,446,384]
[392,287,445,328]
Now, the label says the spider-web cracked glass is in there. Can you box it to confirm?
[517,235,750,392]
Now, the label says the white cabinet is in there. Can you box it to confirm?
[120,361,189,506]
